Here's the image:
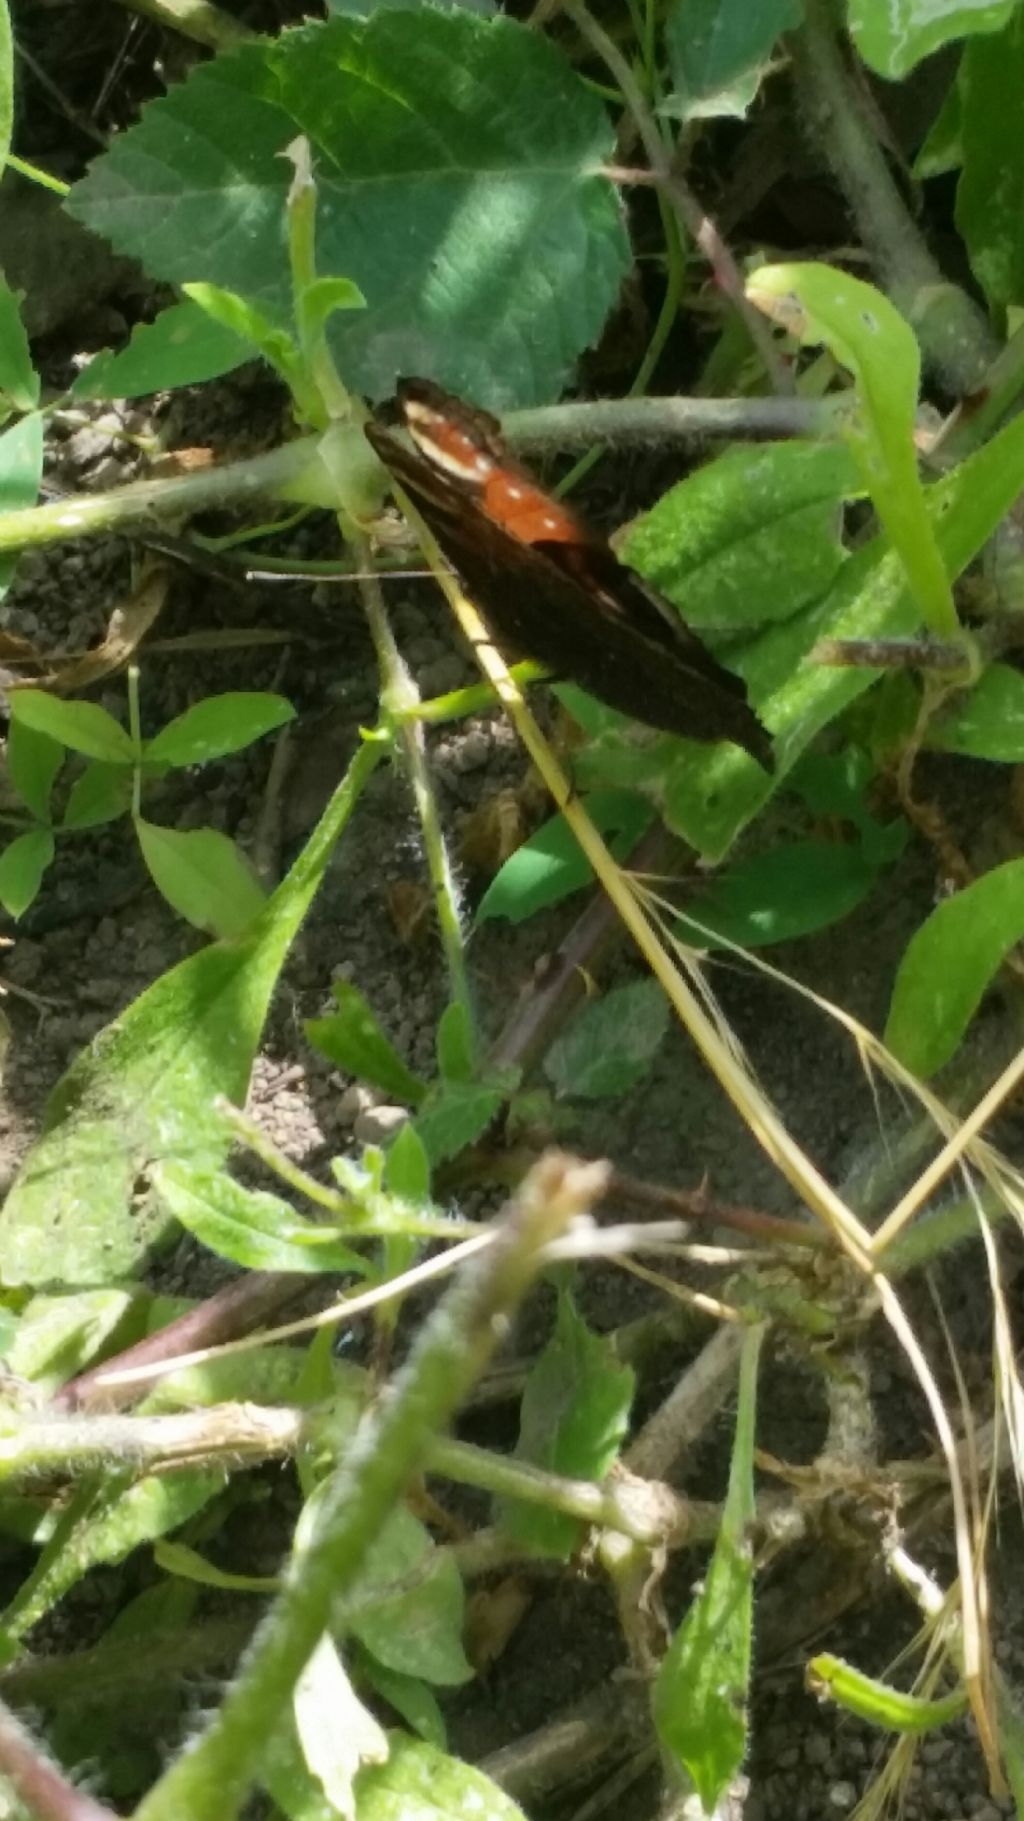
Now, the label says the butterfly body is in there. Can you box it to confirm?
[366,378,772,769]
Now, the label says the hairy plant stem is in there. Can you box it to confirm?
[111,0,252,50]
[133,1153,607,1821]
[354,532,475,1054]
[790,0,999,394]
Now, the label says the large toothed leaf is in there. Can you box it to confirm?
[66,12,628,410]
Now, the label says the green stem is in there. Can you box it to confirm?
[0,438,322,555]
[134,1154,605,1821]
[790,0,999,393]
[354,534,475,1053]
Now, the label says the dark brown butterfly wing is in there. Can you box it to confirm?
[366,420,773,769]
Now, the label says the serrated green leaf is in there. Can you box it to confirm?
[499,1290,634,1558]
[62,760,134,830]
[355,1734,527,1821]
[71,299,252,402]
[347,1506,472,1686]
[0,827,54,918]
[0,274,39,411]
[624,395,1024,859]
[676,838,887,949]
[621,440,858,628]
[66,13,628,409]
[8,689,134,762]
[135,819,266,938]
[885,857,1024,1075]
[663,0,800,121]
[653,1325,762,1811]
[476,789,653,924]
[849,0,1017,78]
[545,978,669,1100]
[6,716,63,823]
[928,661,1024,758]
[0,738,382,1287]
[957,11,1024,311]
[412,1081,505,1163]
[145,691,294,767]
[152,1158,370,1274]
[305,982,428,1106]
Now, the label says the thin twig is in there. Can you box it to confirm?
[563,0,793,394]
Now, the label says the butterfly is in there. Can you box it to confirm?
[365,378,772,769]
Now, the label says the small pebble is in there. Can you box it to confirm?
[353,1103,409,1146]
[827,1783,856,1810]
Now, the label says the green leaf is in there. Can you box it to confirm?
[849,0,1017,78]
[70,298,252,402]
[296,274,366,348]
[62,760,134,830]
[145,691,294,767]
[928,662,1024,758]
[499,1290,634,1558]
[355,1735,528,1821]
[0,0,12,171]
[183,282,302,372]
[913,69,963,179]
[135,820,266,938]
[749,263,955,638]
[1,1469,225,1647]
[357,1657,447,1748]
[0,827,54,918]
[957,11,1024,312]
[412,1080,506,1164]
[152,1159,370,1274]
[155,1539,279,1593]
[676,838,886,949]
[383,1121,432,1205]
[347,1506,472,1686]
[305,982,428,1106]
[327,0,494,13]
[545,978,669,1100]
[5,716,62,822]
[476,790,654,923]
[295,1635,388,1819]
[0,738,383,1287]
[629,394,1024,860]
[66,13,629,409]
[663,0,800,121]
[653,1325,762,1812]
[435,1001,475,1083]
[8,690,134,763]
[885,857,1024,1076]
[0,412,43,597]
[621,440,858,628]
[5,1288,136,1393]
[0,275,39,411]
